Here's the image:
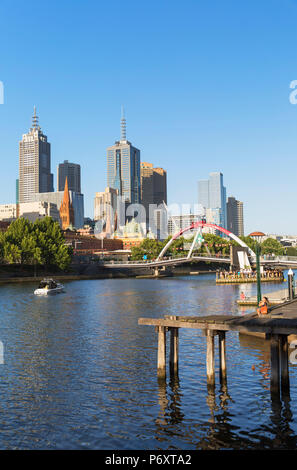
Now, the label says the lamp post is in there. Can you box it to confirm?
[288,268,294,300]
[256,242,262,305]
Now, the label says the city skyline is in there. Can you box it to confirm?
[1,102,294,237]
[1,1,297,234]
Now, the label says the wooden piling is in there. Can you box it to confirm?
[206,330,215,388]
[169,327,179,375]
[270,334,280,398]
[157,326,166,379]
[279,335,290,397]
[218,331,227,385]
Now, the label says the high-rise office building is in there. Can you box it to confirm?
[140,162,167,214]
[198,180,209,210]
[168,214,200,236]
[227,196,244,236]
[198,172,227,228]
[57,160,81,193]
[19,107,53,203]
[107,109,141,205]
[140,162,167,238]
[94,187,119,236]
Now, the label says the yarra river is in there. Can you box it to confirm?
[0,272,297,450]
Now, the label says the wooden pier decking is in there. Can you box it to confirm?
[138,298,297,399]
[237,288,289,306]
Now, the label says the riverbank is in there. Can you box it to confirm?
[0,262,221,283]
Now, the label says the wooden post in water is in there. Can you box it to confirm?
[218,331,227,386]
[279,335,290,397]
[157,326,166,379]
[169,328,179,375]
[270,334,280,398]
[206,330,215,388]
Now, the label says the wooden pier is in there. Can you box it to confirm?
[138,299,297,399]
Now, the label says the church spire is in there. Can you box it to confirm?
[59,177,75,230]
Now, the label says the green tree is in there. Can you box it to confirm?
[1,217,72,269]
[33,217,72,268]
[239,236,258,253]
[2,218,34,264]
[130,238,162,260]
[285,246,297,256]
[261,238,284,256]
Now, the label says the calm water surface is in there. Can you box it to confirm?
[0,273,296,450]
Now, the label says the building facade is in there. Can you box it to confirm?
[31,190,84,228]
[227,196,244,236]
[57,160,81,193]
[19,201,60,223]
[198,172,227,229]
[0,204,17,221]
[168,214,200,236]
[140,162,167,215]
[94,187,119,222]
[107,111,141,205]
[19,108,54,203]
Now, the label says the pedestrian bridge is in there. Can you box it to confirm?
[101,254,297,269]
[100,222,297,270]
[102,253,231,269]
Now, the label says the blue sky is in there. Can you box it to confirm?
[1,0,297,234]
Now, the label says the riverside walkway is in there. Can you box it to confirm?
[138,298,297,399]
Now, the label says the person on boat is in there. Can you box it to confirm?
[240,291,246,301]
[257,296,269,316]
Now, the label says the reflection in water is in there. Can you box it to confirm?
[239,334,271,391]
[0,275,297,449]
[155,377,184,439]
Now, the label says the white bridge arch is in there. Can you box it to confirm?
[156,221,255,261]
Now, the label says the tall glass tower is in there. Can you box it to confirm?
[198,172,227,228]
[107,109,141,204]
[19,107,53,203]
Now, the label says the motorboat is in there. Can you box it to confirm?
[34,278,65,296]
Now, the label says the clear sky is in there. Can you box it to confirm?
[1,0,297,235]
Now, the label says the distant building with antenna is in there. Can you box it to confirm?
[19,107,53,203]
[107,108,141,205]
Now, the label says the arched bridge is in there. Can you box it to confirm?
[101,222,297,269]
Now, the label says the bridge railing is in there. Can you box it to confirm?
[100,253,231,265]
[260,255,297,263]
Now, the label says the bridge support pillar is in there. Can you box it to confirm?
[154,267,160,277]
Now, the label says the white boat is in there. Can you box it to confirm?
[34,278,65,296]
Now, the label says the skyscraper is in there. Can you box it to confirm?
[198,172,227,228]
[94,187,119,236]
[227,196,244,236]
[107,109,141,205]
[19,107,53,203]
[58,160,81,193]
[140,162,167,214]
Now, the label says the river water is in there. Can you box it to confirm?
[0,273,296,450]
